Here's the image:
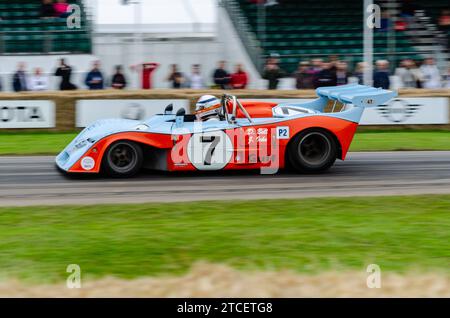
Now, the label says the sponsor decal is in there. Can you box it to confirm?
[276,126,290,139]
[256,128,268,143]
[256,135,267,143]
[257,128,268,135]
[80,156,95,171]
[170,125,280,174]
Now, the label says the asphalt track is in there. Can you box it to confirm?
[0,151,449,206]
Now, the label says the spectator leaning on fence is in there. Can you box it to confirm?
[85,61,104,90]
[395,59,423,88]
[335,61,349,86]
[230,64,248,89]
[262,56,286,90]
[309,58,323,85]
[12,62,28,92]
[314,62,337,88]
[188,64,205,89]
[130,62,159,89]
[167,64,185,89]
[373,60,391,89]
[353,62,367,84]
[213,61,231,89]
[55,58,77,90]
[293,61,314,89]
[111,65,127,90]
[29,68,49,91]
[420,57,441,89]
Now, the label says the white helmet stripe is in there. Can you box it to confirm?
[198,97,218,104]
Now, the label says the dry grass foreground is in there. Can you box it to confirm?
[0,263,448,297]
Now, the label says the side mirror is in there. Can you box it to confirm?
[175,108,185,127]
[164,104,173,115]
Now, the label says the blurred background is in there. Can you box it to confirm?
[0,0,448,91]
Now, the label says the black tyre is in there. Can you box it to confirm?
[103,141,143,177]
[287,129,337,173]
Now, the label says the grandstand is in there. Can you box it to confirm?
[224,0,449,73]
[0,0,226,90]
[0,0,91,54]
[0,0,447,90]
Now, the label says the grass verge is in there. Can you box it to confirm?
[0,131,450,155]
[350,131,450,151]
[0,195,449,282]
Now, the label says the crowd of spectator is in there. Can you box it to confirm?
[290,56,448,90]
[0,59,250,92]
[1,55,449,92]
[0,0,441,92]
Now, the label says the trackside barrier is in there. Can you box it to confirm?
[0,89,449,131]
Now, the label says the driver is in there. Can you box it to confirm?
[195,95,221,121]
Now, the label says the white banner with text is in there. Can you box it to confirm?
[0,100,55,128]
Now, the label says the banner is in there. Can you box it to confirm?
[0,100,55,128]
[76,99,190,127]
[360,97,449,125]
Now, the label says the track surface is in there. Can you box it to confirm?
[1,151,449,206]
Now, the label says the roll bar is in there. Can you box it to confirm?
[221,94,253,124]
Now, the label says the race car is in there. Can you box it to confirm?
[56,83,397,176]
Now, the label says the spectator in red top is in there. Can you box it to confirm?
[54,0,70,18]
[130,62,160,89]
[439,10,450,27]
[230,64,248,89]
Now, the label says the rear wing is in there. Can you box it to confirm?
[316,83,397,108]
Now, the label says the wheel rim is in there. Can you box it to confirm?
[298,132,331,166]
[108,143,137,172]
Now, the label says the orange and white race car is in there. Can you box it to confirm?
[56,84,396,176]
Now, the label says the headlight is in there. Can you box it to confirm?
[134,124,149,131]
[74,140,87,149]
[74,138,95,149]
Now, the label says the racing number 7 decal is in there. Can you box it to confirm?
[200,136,220,166]
[187,131,233,170]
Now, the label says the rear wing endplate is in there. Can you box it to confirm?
[316,83,397,108]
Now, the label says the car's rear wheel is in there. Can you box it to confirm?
[103,141,143,177]
[287,129,337,173]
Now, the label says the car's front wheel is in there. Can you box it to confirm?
[103,140,143,177]
[287,129,337,173]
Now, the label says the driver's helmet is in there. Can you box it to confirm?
[195,95,221,121]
